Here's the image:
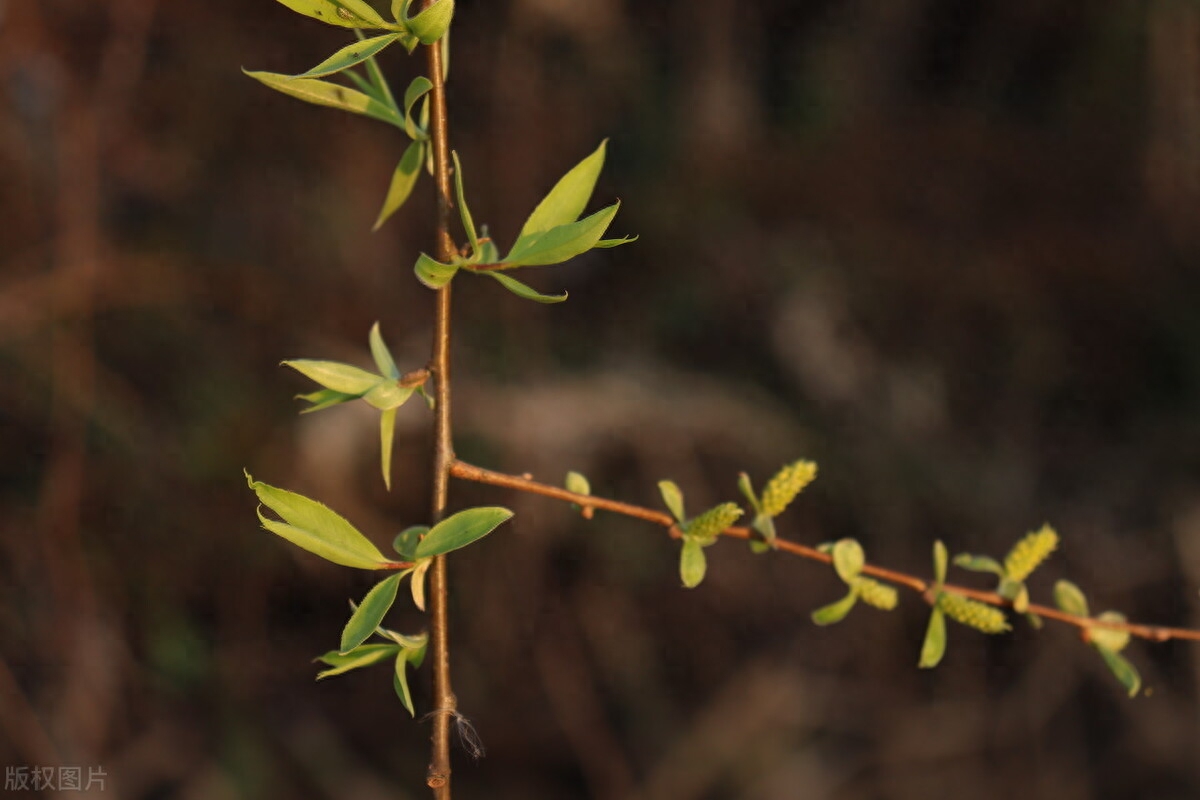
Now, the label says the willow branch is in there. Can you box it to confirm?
[448,459,1200,644]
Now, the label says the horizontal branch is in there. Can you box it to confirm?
[448,459,1200,644]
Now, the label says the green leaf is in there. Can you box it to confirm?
[452,151,479,254]
[402,76,433,139]
[658,480,685,522]
[566,471,590,496]
[273,0,397,29]
[932,540,948,586]
[373,140,425,231]
[593,235,637,248]
[393,526,428,558]
[363,381,414,411]
[953,553,1005,576]
[414,253,459,289]
[811,589,858,626]
[1011,583,1030,614]
[296,387,358,413]
[284,359,383,395]
[517,140,607,242]
[248,473,391,569]
[379,407,397,490]
[832,539,865,583]
[345,69,386,104]
[918,606,947,669]
[1054,579,1089,617]
[505,203,620,267]
[340,574,402,653]
[485,271,568,304]
[295,33,403,78]
[360,31,403,104]
[403,0,455,44]
[1095,645,1141,698]
[315,643,399,679]
[394,651,416,715]
[243,71,402,127]
[368,322,400,379]
[750,514,776,548]
[409,557,432,611]
[736,472,760,514]
[679,538,706,588]
[1090,611,1131,653]
[414,506,514,558]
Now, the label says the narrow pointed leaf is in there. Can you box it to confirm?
[918,607,947,669]
[273,0,396,29]
[393,653,416,715]
[414,506,514,558]
[414,253,459,288]
[315,643,399,679]
[403,76,433,139]
[953,553,1005,576]
[243,71,402,127]
[594,235,637,248]
[518,140,607,240]
[368,322,400,379]
[932,540,948,586]
[373,140,424,230]
[345,69,386,103]
[1054,579,1090,617]
[452,151,478,253]
[295,33,402,78]
[410,557,432,611]
[248,473,391,569]
[811,589,858,625]
[379,407,397,490]
[361,35,401,105]
[658,480,685,522]
[736,472,760,513]
[832,539,865,583]
[340,574,402,653]
[393,526,428,559]
[404,0,455,44]
[505,203,620,266]
[363,381,413,411]
[486,271,567,303]
[284,359,382,395]
[1095,645,1141,698]
[297,387,358,413]
[680,538,706,588]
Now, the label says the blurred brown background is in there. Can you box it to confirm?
[3,0,1200,797]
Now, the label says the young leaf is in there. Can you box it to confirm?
[1054,579,1090,617]
[273,0,396,29]
[284,359,382,395]
[294,33,403,79]
[393,526,428,559]
[658,480,685,522]
[315,643,399,679]
[409,557,432,611]
[404,0,455,44]
[736,472,761,513]
[242,71,403,127]
[362,381,414,411]
[297,387,358,413]
[932,540,948,586]
[918,606,948,669]
[452,151,478,254]
[414,506,514,558]
[340,574,403,653]
[593,235,637,248]
[485,271,568,304]
[394,651,416,715]
[505,203,620,267]
[517,140,607,242]
[953,553,1005,576]
[368,322,400,379]
[811,589,858,626]
[373,140,425,230]
[679,538,706,588]
[248,473,391,569]
[414,253,459,289]
[403,76,433,139]
[379,407,397,490]
[1095,645,1141,698]
[565,471,591,496]
[832,539,865,583]
[1089,611,1132,653]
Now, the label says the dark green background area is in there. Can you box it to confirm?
[2,1,1199,797]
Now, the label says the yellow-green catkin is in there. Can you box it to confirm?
[685,503,743,542]
[1004,524,1059,583]
[937,593,1011,634]
[760,460,818,517]
[854,577,898,610]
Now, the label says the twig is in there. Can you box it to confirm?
[448,459,1200,644]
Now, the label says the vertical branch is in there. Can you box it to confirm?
[424,23,457,800]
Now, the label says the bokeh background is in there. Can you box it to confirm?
[3,0,1200,797]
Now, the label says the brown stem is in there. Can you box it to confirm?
[448,459,1200,644]
[424,24,457,800]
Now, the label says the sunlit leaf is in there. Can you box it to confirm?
[658,480,685,522]
[811,589,858,626]
[404,0,455,44]
[918,606,947,669]
[736,472,760,514]
[565,471,590,496]
[373,140,425,230]
[284,359,382,395]
[393,526,428,559]
[340,574,402,653]
[1053,579,1089,617]
[243,71,403,127]
[363,382,414,411]
[679,538,706,588]
[368,322,400,379]
[403,76,433,139]
[932,540,948,586]
[414,253,459,289]
[832,539,865,583]
[379,407,397,490]
[273,0,397,29]
[248,473,391,569]
[414,506,514,558]
[409,557,432,611]
[505,203,620,267]
[517,140,607,242]
[485,271,567,303]
[1090,611,1131,653]
[953,553,1005,576]
[294,33,403,79]
[452,151,478,253]
[1095,644,1141,698]
[296,387,358,413]
[593,235,637,248]
[394,652,416,715]
[315,643,399,679]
